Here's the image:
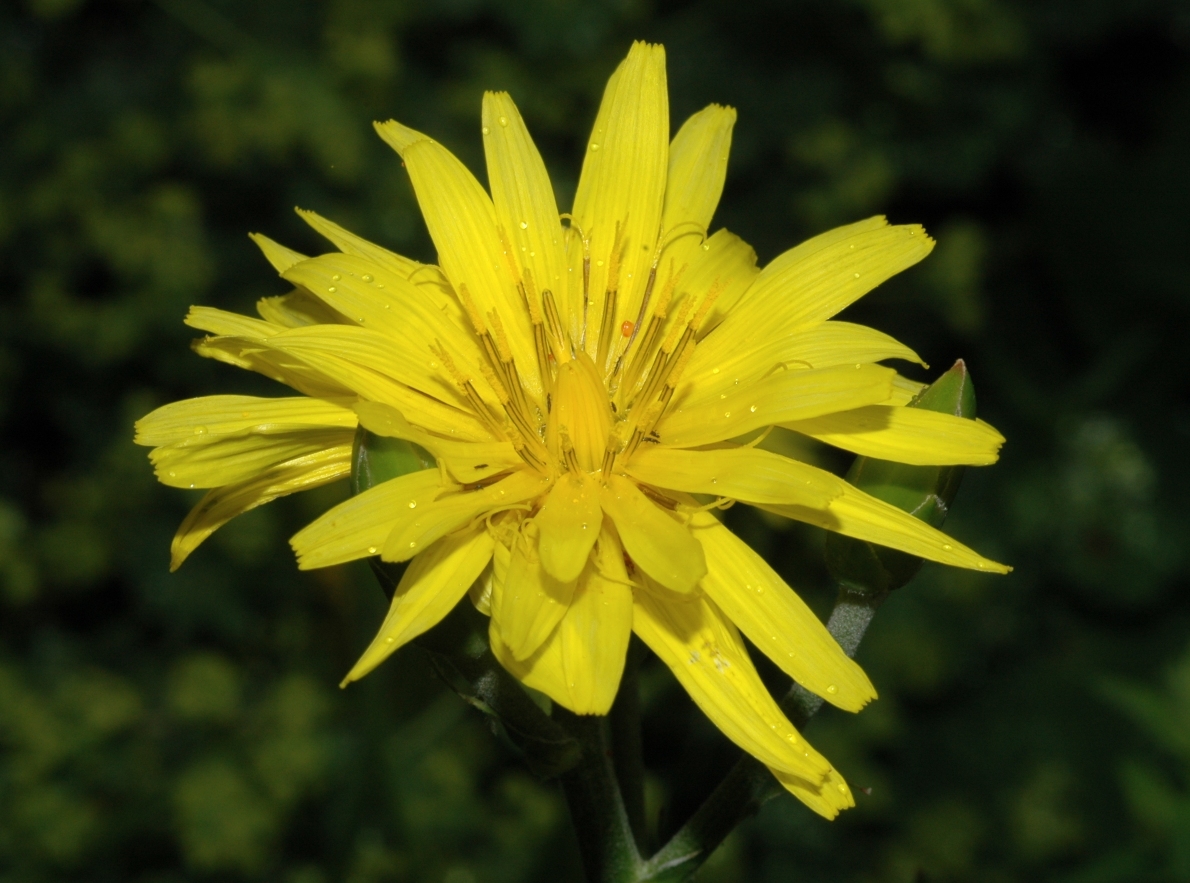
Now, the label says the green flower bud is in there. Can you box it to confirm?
[824,360,977,597]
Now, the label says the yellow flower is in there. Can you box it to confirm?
[136,42,1007,819]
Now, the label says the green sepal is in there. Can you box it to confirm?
[351,425,581,778]
[824,360,977,597]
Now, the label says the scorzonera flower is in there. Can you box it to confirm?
[136,42,1007,818]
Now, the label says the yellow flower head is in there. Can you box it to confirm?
[136,42,1007,819]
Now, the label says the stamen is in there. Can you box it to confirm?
[595,221,625,372]
[457,284,487,335]
[541,289,569,360]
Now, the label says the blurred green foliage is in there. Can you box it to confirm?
[2,0,1189,880]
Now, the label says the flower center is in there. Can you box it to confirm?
[431,218,723,482]
[548,351,611,474]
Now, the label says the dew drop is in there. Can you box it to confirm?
[377,283,385,289]
[596,259,604,267]
[408,541,417,549]
[942,543,953,551]
[826,684,838,694]
[787,734,798,743]
[168,470,176,477]
[328,286,337,293]
[701,243,710,251]
[362,274,373,283]
[750,404,757,413]
[837,783,848,793]
[519,220,528,230]
[723,411,731,418]
[711,478,717,484]
[756,585,764,594]
[332,274,341,281]
[581,523,588,530]
[498,116,508,127]
[188,483,195,488]
[481,126,491,135]
[384,303,391,310]
[590,142,600,152]
[368,546,378,555]
[194,425,207,435]
[853,272,860,278]
[711,367,720,374]
[407,500,418,510]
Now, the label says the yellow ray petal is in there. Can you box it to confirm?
[230,334,491,441]
[341,526,495,684]
[535,471,602,582]
[256,289,351,328]
[151,428,353,489]
[290,469,444,570]
[632,584,832,781]
[382,469,546,563]
[491,526,634,714]
[663,104,736,239]
[695,217,933,370]
[186,306,284,339]
[396,137,540,394]
[248,232,307,274]
[353,400,521,483]
[191,335,355,400]
[759,484,1010,573]
[263,324,469,408]
[570,41,669,360]
[887,373,926,405]
[373,119,430,155]
[482,92,566,306]
[135,395,357,447]
[785,406,1005,466]
[295,207,445,290]
[658,364,895,448]
[599,474,705,593]
[682,321,923,406]
[169,445,351,571]
[690,511,875,711]
[660,229,760,347]
[771,765,856,820]
[625,446,840,507]
[280,252,470,350]
[490,523,577,661]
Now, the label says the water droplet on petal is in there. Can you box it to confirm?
[853,272,860,278]
[386,636,394,643]
[826,684,838,694]
[362,274,373,283]
[332,274,341,281]
[408,500,417,509]
[481,126,490,135]
[368,546,378,555]
[723,411,731,418]
[519,220,528,229]
[168,470,176,477]
[711,367,720,374]
[590,142,600,151]
[750,404,757,413]
[498,116,508,127]
[942,543,953,551]
[837,783,848,793]
[328,286,336,293]
[408,541,417,549]
[194,425,207,435]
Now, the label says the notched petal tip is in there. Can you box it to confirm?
[374,119,431,156]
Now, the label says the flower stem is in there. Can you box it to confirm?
[555,707,644,883]
[609,637,650,852]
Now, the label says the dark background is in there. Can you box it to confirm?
[3,0,1189,880]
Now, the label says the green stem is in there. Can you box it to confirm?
[641,586,887,882]
[610,638,649,852]
[555,708,644,883]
